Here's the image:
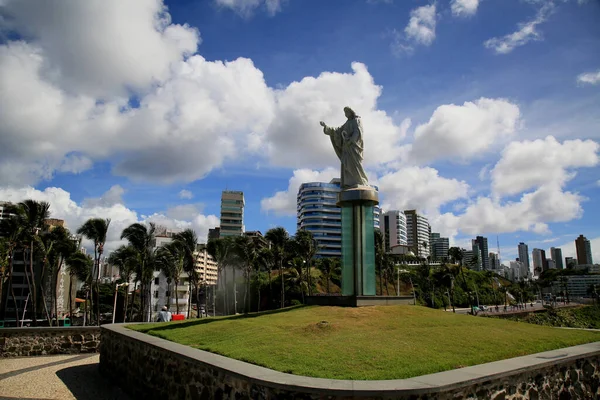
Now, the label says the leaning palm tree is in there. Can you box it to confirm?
[265,227,289,309]
[66,252,92,324]
[77,218,111,325]
[121,222,156,322]
[293,229,318,296]
[18,200,51,326]
[155,243,182,314]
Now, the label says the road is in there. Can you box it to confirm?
[446,302,575,315]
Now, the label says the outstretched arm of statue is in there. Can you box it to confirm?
[320,121,341,136]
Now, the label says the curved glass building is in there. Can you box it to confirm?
[297,178,380,258]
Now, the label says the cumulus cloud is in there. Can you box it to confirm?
[491,136,599,197]
[0,186,218,253]
[484,3,554,54]
[262,63,407,170]
[215,0,283,17]
[83,185,126,208]
[165,204,202,220]
[261,167,339,216]
[451,0,480,17]
[391,4,437,55]
[0,0,200,97]
[178,189,193,199]
[577,70,600,86]
[377,167,470,213]
[408,98,521,164]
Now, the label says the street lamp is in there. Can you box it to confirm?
[112,282,129,324]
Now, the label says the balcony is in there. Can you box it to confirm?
[170,297,189,305]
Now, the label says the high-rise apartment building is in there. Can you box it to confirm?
[565,257,577,268]
[404,210,430,259]
[220,191,244,237]
[518,242,530,272]
[550,247,564,270]
[194,244,218,286]
[532,248,547,276]
[489,252,501,270]
[430,232,449,261]
[297,179,380,258]
[469,240,483,270]
[575,235,593,265]
[474,236,490,270]
[381,210,407,252]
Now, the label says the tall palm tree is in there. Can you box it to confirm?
[66,252,92,323]
[48,226,77,325]
[107,245,137,321]
[265,227,289,309]
[77,218,111,325]
[121,222,156,322]
[18,200,51,326]
[317,257,334,294]
[234,235,258,314]
[0,208,24,323]
[172,229,198,317]
[293,229,319,296]
[257,247,275,308]
[207,237,234,315]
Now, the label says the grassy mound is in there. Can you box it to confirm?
[129,305,600,380]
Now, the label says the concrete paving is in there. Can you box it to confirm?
[0,354,130,400]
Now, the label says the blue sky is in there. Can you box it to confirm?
[0,0,599,265]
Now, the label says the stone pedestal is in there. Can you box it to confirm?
[337,186,379,297]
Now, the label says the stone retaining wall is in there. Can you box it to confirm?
[0,327,101,357]
[100,324,600,399]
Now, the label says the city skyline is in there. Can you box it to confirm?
[0,0,598,263]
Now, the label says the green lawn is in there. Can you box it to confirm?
[129,305,600,380]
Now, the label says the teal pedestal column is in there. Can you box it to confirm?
[338,187,379,297]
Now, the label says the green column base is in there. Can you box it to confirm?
[341,202,376,296]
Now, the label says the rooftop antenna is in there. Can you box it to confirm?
[496,235,501,266]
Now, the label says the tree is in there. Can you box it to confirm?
[77,218,111,325]
[448,247,464,266]
[155,243,183,314]
[293,229,318,296]
[207,237,234,315]
[18,200,51,326]
[374,229,385,295]
[0,207,25,324]
[257,247,275,308]
[265,227,289,308]
[121,223,156,322]
[317,257,335,294]
[107,245,137,322]
[234,235,258,314]
[66,252,92,323]
[171,229,198,318]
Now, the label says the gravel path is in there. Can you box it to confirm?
[0,354,130,400]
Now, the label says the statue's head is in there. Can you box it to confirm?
[344,106,357,119]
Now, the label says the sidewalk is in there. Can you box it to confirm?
[0,354,130,400]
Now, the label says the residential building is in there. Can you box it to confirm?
[474,236,490,270]
[547,275,600,298]
[220,191,244,237]
[468,241,483,270]
[296,179,380,258]
[244,230,270,250]
[208,227,220,241]
[575,235,594,265]
[547,259,556,270]
[508,261,528,281]
[532,248,547,276]
[381,210,407,252]
[565,257,577,268]
[430,233,449,261]
[550,247,564,270]
[194,244,218,286]
[404,210,430,259]
[517,242,531,273]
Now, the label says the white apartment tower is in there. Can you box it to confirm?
[220,191,244,237]
[404,210,430,259]
[381,210,407,252]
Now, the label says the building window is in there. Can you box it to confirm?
[166,290,170,297]
[154,290,159,298]
[154,277,159,285]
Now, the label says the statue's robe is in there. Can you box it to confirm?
[323,117,369,189]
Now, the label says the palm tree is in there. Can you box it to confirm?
[448,247,464,266]
[317,257,334,294]
[77,218,111,325]
[234,235,258,314]
[0,208,24,324]
[287,258,308,304]
[265,227,289,308]
[18,200,51,326]
[293,229,318,296]
[155,243,181,314]
[108,245,137,321]
[49,226,78,325]
[374,230,385,295]
[121,222,156,322]
[257,247,275,308]
[207,237,234,315]
[66,252,92,323]
[172,229,198,317]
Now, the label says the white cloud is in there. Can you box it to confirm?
[577,70,600,86]
[491,136,599,197]
[178,189,193,199]
[262,63,407,170]
[83,185,126,208]
[261,167,338,216]
[0,186,218,253]
[215,0,282,17]
[165,204,201,220]
[408,98,521,164]
[377,167,470,213]
[451,0,480,17]
[484,3,554,54]
[405,4,437,46]
[58,154,94,174]
[0,0,200,97]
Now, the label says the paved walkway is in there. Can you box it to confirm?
[0,354,130,400]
